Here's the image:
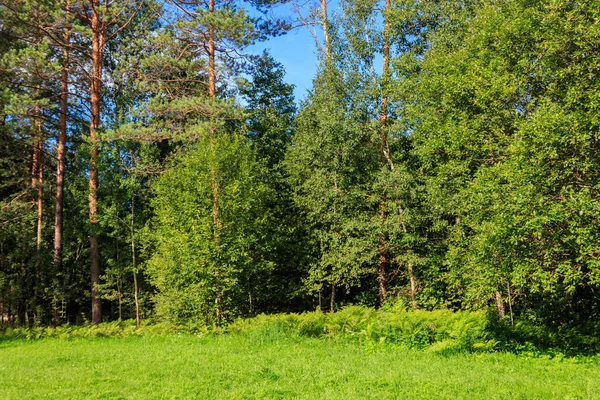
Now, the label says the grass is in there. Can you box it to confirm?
[1,333,599,399]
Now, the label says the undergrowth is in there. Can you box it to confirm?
[228,306,494,355]
[0,319,210,341]
[2,305,599,357]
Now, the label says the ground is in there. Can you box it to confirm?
[1,334,598,399]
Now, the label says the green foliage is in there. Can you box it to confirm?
[0,319,211,341]
[285,65,380,298]
[407,0,600,322]
[487,313,600,357]
[229,306,491,352]
[237,52,310,313]
[146,133,274,324]
[4,306,599,357]
[3,0,600,338]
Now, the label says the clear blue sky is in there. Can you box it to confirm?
[247,1,340,103]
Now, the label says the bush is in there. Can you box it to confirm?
[228,306,490,352]
[5,307,596,357]
[487,312,600,356]
[0,319,210,341]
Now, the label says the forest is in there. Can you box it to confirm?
[1,0,599,334]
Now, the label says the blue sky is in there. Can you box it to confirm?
[247,1,340,103]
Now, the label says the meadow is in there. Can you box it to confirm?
[2,332,599,399]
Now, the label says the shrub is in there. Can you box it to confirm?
[228,306,490,352]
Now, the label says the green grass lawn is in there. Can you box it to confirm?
[1,334,598,399]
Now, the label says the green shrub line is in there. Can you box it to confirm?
[228,306,494,354]
[2,306,599,358]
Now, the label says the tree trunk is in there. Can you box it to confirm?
[34,119,43,326]
[133,271,140,327]
[495,291,505,318]
[53,1,70,326]
[131,195,140,328]
[89,3,104,324]
[330,283,335,313]
[17,303,26,328]
[506,281,514,326]
[377,199,387,307]
[408,263,417,310]
[31,105,43,326]
[34,126,43,252]
[117,277,122,320]
[208,0,216,98]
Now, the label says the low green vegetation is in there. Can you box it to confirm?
[4,306,599,357]
[2,333,599,399]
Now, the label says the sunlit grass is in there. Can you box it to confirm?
[1,334,599,399]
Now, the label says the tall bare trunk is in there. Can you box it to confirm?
[35,119,43,326]
[208,0,216,98]
[495,291,505,318]
[506,281,514,326]
[117,277,122,320]
[89,3,104,324]
[30,104,44,326]
[53,0,70,326]
[408,264,417,309]
[377,203,386,307]
[131,194,140,328]
[330,283,335,313]
[31,107,43,251]
[35,132,43,252]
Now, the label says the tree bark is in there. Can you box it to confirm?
[408,263,417,310]
[506,281,514,326]
[89,2,105,324]
[53,0,70,326]
[377,202,387,307]
[30,105,44,326]
[117,277,122,320]
[131,194,140,328]
[34,131,43,252]
[495,290,505,318]
[330,283,335,313]
[31,106,43,251]
[208,0,216,98]
[35,118,43,326]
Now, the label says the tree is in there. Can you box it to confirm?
[239,52,311,312]
[286,63,380,310]
[140,0,293,321]
[70,0,145,324]
[0,0,67,325]
[52,0,72,326]
[409,0,600,323]
[147,134,274,323]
